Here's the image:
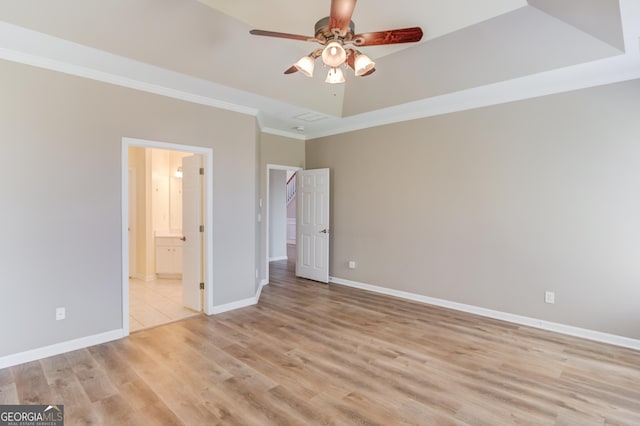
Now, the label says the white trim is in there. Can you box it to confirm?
[211,297,257,314]
[261,126,306,141]
[329,276,640,351]
[2,17,639,140]
[305,55,640,140]
[130,273,157,282]
[255,280,269,302]
[156,273,182,280]
[0,329,125,370]
[127,168,137,279]
[269,256,288,262]
[212,277,269,315]
[121,144,130,336]
[213,277,270,314]
[122,138,215,337]
[0,22,258,118]
[203,150,215,315]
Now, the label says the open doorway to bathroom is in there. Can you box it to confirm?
[127,145,202,331]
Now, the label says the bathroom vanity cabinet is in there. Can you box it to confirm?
[155,236,183,277]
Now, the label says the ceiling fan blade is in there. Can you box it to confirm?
[352,27,423,46]
[284,65,299,74]
[250,29,316,42]
[329,0,357,37]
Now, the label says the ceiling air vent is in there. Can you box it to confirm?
[294,112,328,122]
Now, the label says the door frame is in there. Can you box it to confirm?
[121,137,214,336]
[265,164,302,283]
[128,168,136,278]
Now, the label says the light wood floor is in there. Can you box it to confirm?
[2,253,640,425]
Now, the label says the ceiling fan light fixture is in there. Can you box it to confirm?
[354,53,375,76]
[294,55,315,77]
[322,41,346,67]
[325,67,345,84]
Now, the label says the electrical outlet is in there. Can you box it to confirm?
[348,261,356,269]
[545,291,555,304]
[56,307,66,321]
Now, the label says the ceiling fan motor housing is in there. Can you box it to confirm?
[314,17,355,43]
[249,0,423,80]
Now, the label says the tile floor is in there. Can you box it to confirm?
[129,278,200,332]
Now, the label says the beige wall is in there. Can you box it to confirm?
[168,150,191,232]
[269,169,287,260]
[0,59,258,357]
[306,79,640,340]
[127,146,153,278]
[258,133,305,284]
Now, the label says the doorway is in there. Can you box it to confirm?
[266,165,302,282]
[122,138,214,335]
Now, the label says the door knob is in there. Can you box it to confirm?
[180,236,186,241]
[319,229,328,234]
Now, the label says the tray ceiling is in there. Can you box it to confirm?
[0,0,636,139]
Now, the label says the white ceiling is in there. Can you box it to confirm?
[0,0,638,139]
[198,0,528,56]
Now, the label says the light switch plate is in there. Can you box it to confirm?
[56,307,66,321]
[545,291,555,304]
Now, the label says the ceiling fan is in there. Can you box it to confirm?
[249,0,423,84]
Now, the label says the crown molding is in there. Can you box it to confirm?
[303,53,640,139]
[1,16,639,141]
[0,21,260,115]
[261,127,306,140]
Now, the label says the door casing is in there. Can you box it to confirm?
[121,137,214,335]
[265,164,303,284]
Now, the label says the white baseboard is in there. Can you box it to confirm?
[269,256,288,262]
[329,276,640,351]
[3,279,266,369]
[130,273,157,282]
[156,273,182,280]
[255,279,269,302]
[0,329,126,370]
[211,296,257,314]
[212,278,270,315]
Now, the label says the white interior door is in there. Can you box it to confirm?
[296,168,330,283]
[182,154,202,311]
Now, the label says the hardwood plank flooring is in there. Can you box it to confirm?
[2,251,640,424]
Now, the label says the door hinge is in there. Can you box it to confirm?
[199,225,204,233]
[199,167,204,175]
[200,282,205,290]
